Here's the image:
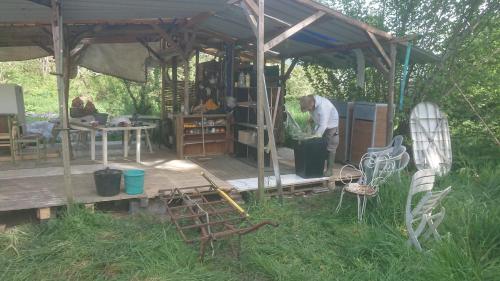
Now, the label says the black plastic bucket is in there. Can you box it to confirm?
[94,168,122,196]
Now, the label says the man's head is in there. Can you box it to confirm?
[299,95,315,112]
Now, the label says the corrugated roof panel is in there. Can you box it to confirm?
[63,0,228,20]
[0,0,50,22]
[0,0,439,66]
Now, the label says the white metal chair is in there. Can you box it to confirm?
[406,169,451,251]
[336,146,409,221]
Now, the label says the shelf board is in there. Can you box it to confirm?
[184,132,226,136]
[183,125,226,129]
[237,102,256,108]
[184,139,227,146]
[235,122,267,130]
[181,114,227,118]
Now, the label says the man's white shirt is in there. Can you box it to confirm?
[311,95,339,136]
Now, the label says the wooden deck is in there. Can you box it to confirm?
[0,146,361,213]
[0,150,230,212]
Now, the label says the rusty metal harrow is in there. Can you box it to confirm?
[160,173,278,261]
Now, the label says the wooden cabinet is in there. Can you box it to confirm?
[349,102,388,164]
[175,114,231,158]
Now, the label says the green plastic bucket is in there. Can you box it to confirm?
[123,169,145,195]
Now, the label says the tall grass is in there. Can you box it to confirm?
[1,162,499,280]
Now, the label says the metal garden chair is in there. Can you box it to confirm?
[406,169,451,251]
[336,145,409,221]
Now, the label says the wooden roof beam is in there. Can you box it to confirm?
[0,18,182,27]
[366,31,391,68]
[240,1,258,38]
[242,0,259,16]
[293,0,393,40]
[137,38,166,65]
[150,24,183,54]
[282,57,299,81]
[264,11,325,52]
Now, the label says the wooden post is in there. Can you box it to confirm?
[172,57,178,113]
[51,0,73,204]
[195,49,200,98]
[183,57,190,115]
[37,207,51,221]
[159,39,166,148]
[386,43,397,144]
[63,42,74,160]
[256,0,265,201]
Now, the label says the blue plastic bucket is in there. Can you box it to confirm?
[123,169,145,195]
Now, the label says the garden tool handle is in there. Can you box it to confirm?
[201,172,248,217]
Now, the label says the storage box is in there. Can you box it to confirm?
[238,130,257,146]
[294,138,327,178]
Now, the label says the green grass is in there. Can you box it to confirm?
[1,162,499,281]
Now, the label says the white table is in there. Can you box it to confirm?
[70,122,156,165]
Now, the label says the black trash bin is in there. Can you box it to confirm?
[294,137,327,178]
[94,168,122,196]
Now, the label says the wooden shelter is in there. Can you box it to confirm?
[0,0,439,202]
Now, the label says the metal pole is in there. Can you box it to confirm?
[386,43,397,144]
[256,0,265,201]
[51,0,73,204]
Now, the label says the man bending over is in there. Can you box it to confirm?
[300,94,339,177]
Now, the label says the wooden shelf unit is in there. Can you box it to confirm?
[233,87,274,167]
[175,114,231,158]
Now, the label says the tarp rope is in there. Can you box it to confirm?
[399,42,413,110]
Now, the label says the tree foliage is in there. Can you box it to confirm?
[298,0,500,163]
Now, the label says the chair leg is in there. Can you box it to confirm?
[357,195,362,222]
[360,195,368,221]
[335,188,346,213]
[36,139,40,165]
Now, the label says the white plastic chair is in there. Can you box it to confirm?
[336,147,409,221]
[406,169,451,251]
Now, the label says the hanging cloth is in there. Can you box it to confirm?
[353,49,365,88]
[399,42,413,110]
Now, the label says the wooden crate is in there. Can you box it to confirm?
[349,102,388,164]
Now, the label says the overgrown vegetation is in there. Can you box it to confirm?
[293,0,500,163]
[1,161,498,280]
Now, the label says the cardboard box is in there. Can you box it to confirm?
[238,130,257,146]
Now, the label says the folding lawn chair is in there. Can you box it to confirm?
[405,169,451,251]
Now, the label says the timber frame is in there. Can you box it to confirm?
[0,0,436,204]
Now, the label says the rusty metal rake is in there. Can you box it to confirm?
[160,173,278,261]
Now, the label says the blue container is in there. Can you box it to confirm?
[123,169,145,195]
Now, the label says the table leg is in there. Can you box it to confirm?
[90,130,96,161]
[145,129,153,153]
[102,130,108,166]
[124,130,129,158]
[136,128,141,163]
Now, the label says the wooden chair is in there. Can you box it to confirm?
[11,120,46,163]
[406,169,451,251]
[336,146,409,221]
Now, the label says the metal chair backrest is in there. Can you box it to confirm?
[360,147,407,188]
